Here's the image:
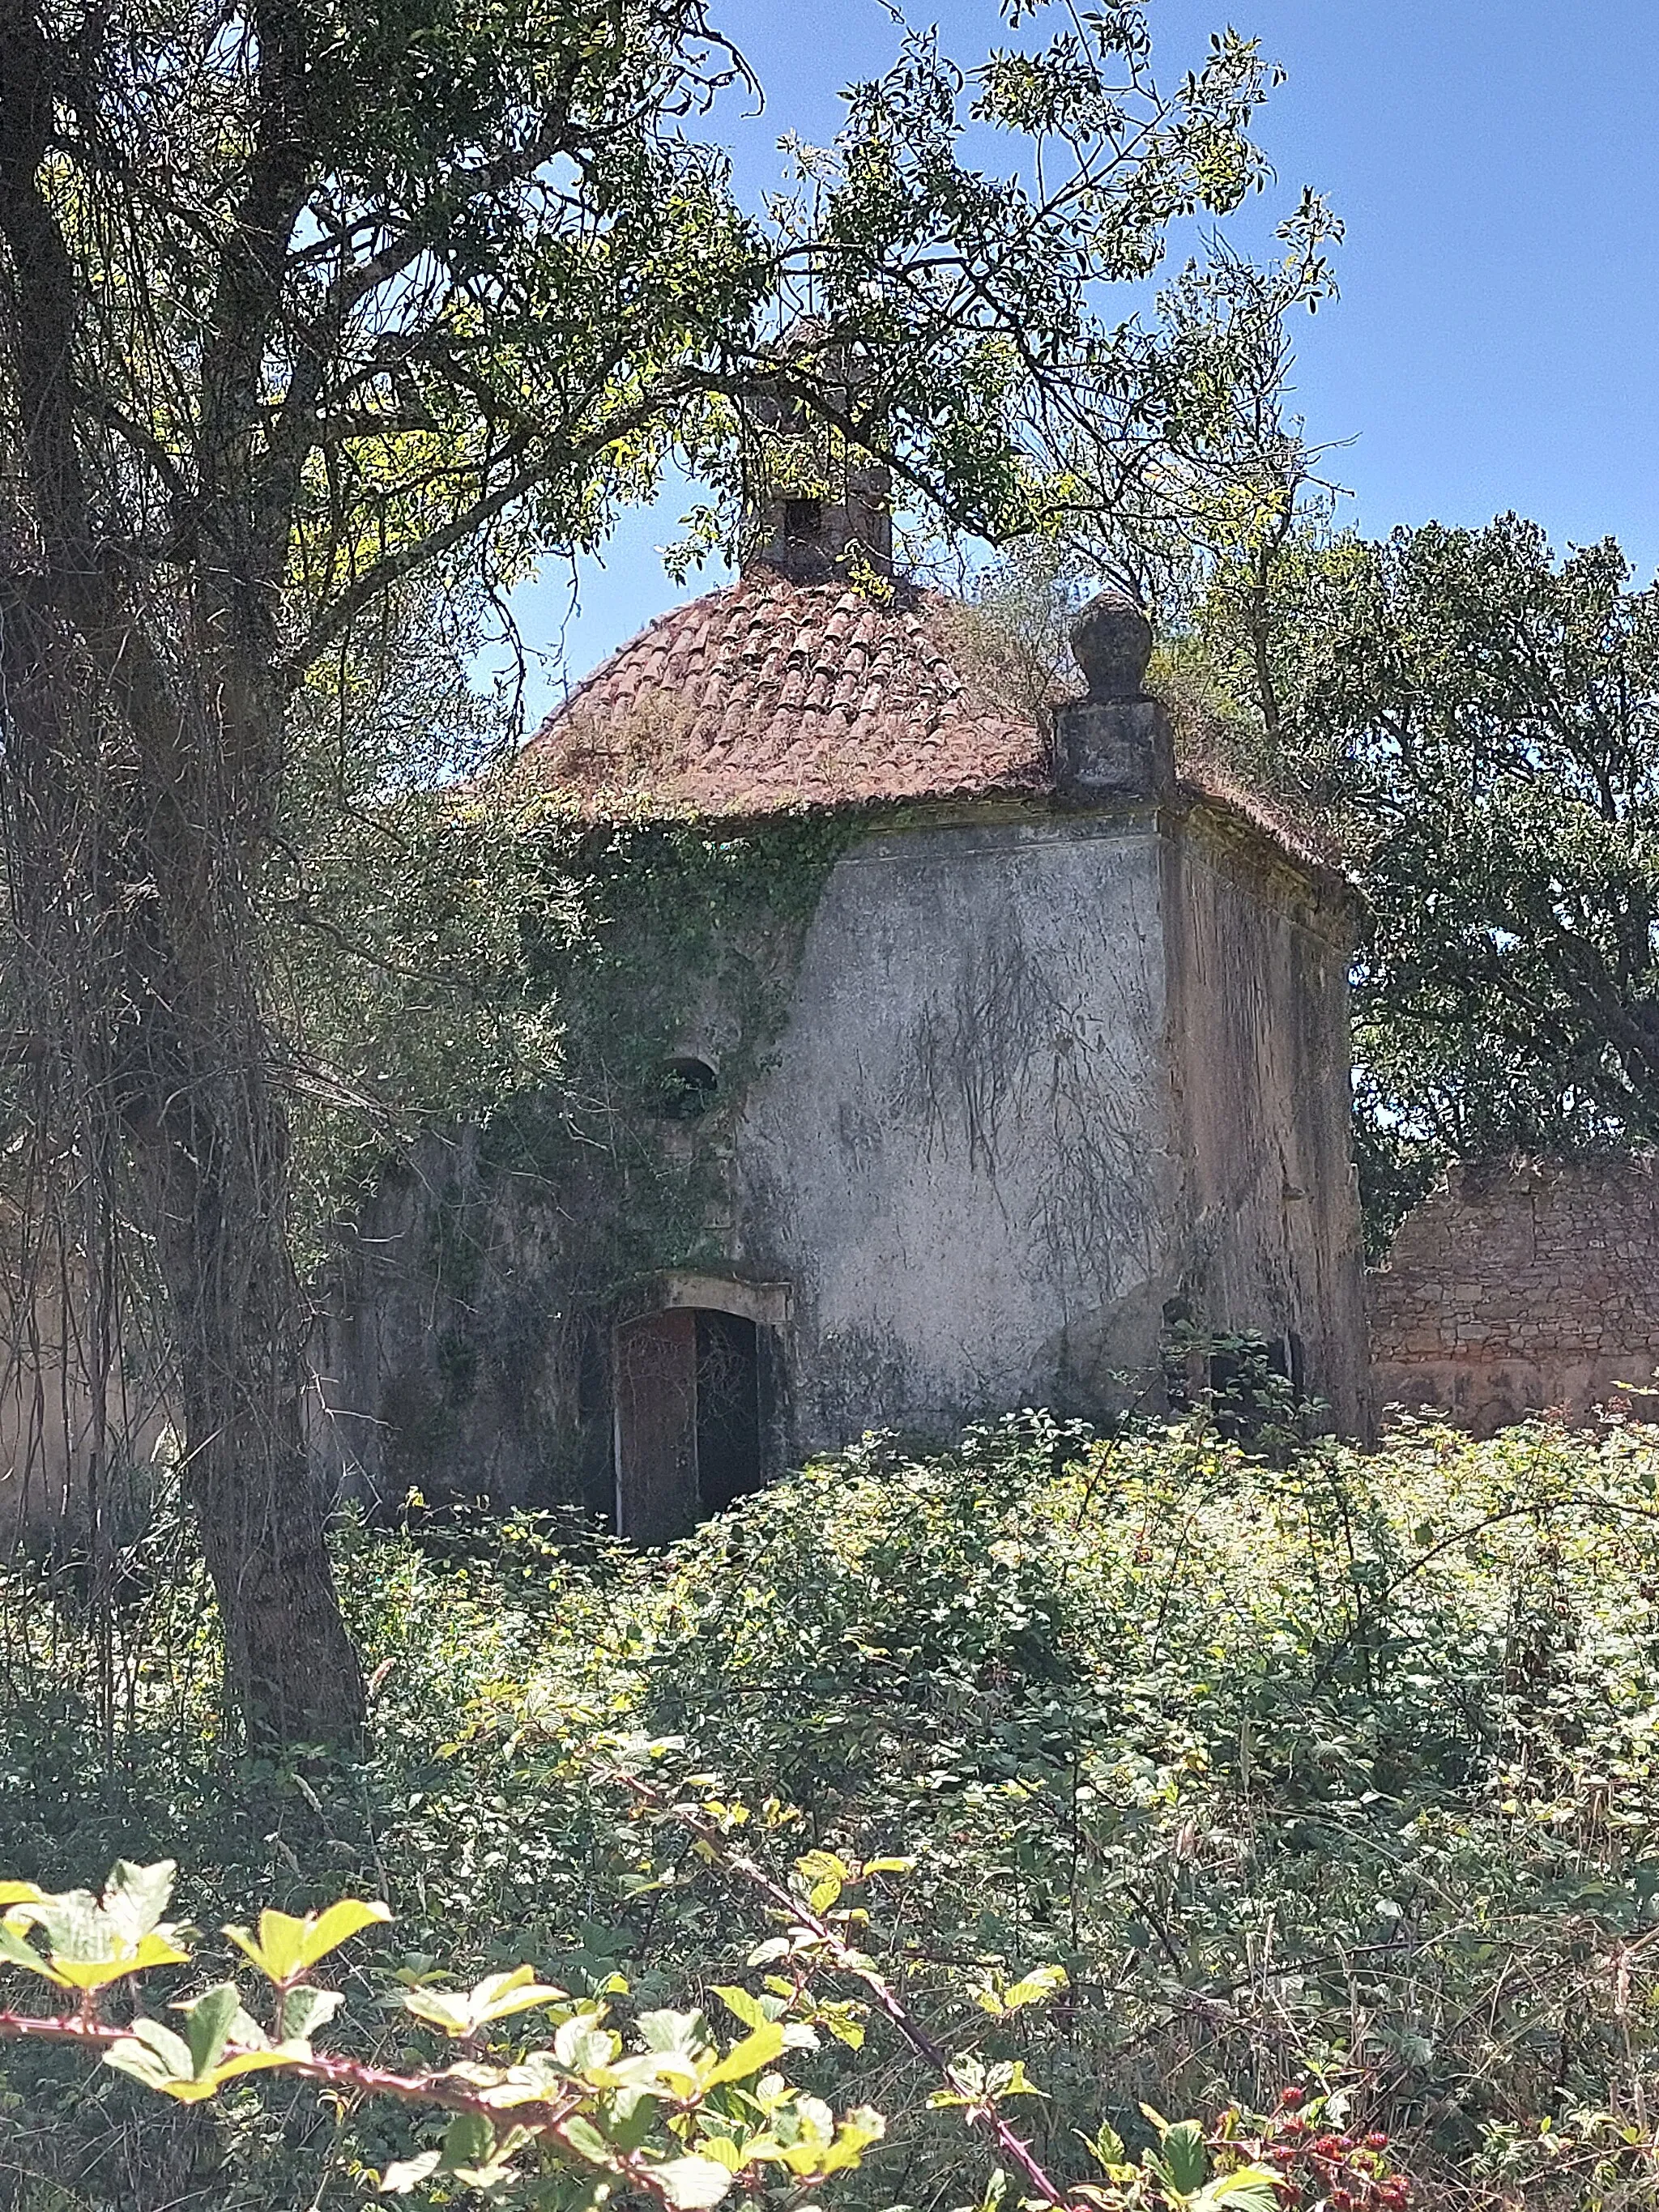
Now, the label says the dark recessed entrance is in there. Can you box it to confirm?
[695,1311,763,1515]
[614,1305,770,1544]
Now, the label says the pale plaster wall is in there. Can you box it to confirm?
[728,810,1180,1451]
[727,799,1371,1454]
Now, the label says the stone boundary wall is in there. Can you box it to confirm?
[1368,1155,1659,1433]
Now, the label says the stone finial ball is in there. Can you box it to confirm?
[1069,591,1154,700]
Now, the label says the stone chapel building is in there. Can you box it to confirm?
[315,478,1371,1541]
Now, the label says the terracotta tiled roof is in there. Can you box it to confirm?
[520,573,1051,818]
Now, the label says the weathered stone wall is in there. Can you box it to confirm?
[1368,1156,1659,1432]
[1164,806,1371,1436]
[729,795,1371,1451]
[312,1129,612,1517]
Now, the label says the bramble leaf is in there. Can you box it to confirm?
[50,1929,191,1990]
[379,2150,443,2194]
[819,2104,885,2175]
[703,2021,786,2087]
[1159,2116,1209,2193]
[441,2109,497,2172]
[104,2017,194,2091]
[976,1962,1068,2015]
[276,1984,343,2043]
[560,2115,616,2167]
[177,1982,243,2078]
[638,2007,706,2055]
[403,1964,566,2038]
[710,1984,770,2031]
[224,1898,390,1984]
[1195,2170,1281,2211]
[0,1918,67,1987]
[651,2153,735,2206]
[103,1860,176,1941]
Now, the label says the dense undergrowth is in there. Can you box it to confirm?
[2,1413,1657,2210]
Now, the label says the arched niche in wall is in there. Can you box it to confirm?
[612,1274,790,1545]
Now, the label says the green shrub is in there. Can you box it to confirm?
[0,1412,1657,2209]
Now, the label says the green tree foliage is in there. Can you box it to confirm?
[1176,515,1659,1250]
[1319,520,1659,1229]
[0,0,1311,1741]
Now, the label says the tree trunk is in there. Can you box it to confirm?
[122,631,367,1746]
[132,962,366,1748]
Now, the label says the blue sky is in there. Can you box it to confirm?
[509,0,1659,717]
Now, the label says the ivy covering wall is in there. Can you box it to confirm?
[319,807,856,1515]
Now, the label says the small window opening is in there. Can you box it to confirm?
[614,1306,770,1543]
[783,497,823,542]
[654,1054,719,1120]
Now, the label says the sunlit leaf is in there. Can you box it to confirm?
[379,2150,443,2195]
[224,1898,390,1984]
[0,1919,67,1988]
[277,1984,343,2043]
[102,1860,177,1941]
[710,1984,769,2031]
[650,2154,734,2207]
[176,1982,242,2078]
[702,2021,785,2087]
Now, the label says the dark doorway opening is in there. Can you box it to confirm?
[695,1311,762,1516]
[613,1305,770,1543]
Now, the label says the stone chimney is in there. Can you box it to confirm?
[740,331,893,585]
[1053,592,1174,803]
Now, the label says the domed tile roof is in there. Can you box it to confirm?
[520,573,1051,818]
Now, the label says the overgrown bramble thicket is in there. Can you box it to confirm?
[1,1413,1657,2209]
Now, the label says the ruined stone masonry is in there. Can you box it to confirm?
[1368,1155,1659,1434]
